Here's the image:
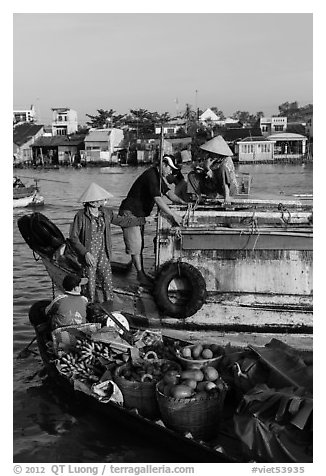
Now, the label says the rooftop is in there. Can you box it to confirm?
[238,136,271,142]
[13,123,44,146]
[32,134,86,147]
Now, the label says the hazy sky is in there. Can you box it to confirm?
[13,12,313,125]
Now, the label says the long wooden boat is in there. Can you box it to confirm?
[31,312,243,463]
[28,301,312,463]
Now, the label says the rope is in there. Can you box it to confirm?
[177,259,181,277]
[52,280,55,300]
[182,203,192,227]
[239,208,260,250]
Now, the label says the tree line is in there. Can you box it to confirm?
[80,101,312,138]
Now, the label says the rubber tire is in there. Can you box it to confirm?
[30,212,65,250]
[153,261,207,318]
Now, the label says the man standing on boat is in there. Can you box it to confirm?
[119,155,187,287]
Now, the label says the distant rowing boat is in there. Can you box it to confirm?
[13,178,44,208]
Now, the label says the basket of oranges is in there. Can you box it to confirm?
[175,342,225,369]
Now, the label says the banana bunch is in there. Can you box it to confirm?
[75,338,111,364]
[56,352,100,383]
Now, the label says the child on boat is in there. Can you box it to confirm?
[45,273,89,330]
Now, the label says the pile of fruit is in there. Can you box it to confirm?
[55,337,129,384]
[117,359,180,384]
[160,366,226,399]
[178,343,225,361]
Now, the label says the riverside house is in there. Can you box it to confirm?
[84,128,124,164]
[13,122,44,165]
[31,134,86,165]
[237,136,275,162]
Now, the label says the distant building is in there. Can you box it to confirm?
[32,134,86,165]
[224,127,262,154]
[305,116,313,139]
[267,132,307,159]
[84,128,124,163]
[260,117,287,136]
[154,119,187,135]
[42,126,53,137]
[13,123,44,163]
[199,108,220,123]
[212,117,242,128]
[237,136,275,162]
[13,105,36,124]
[52,107,78,136]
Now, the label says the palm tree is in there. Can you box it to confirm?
[86,109,116,128]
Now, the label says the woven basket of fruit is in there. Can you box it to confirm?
[175,343,225,369]
[156,366,227,440]
[113,359,181,420]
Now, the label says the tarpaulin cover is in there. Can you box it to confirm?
[234,384,312,463]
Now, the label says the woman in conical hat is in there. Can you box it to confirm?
[78,182,114,203]
[191,135,238,202]
[69,182,145,303]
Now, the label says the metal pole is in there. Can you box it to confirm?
[155,125,165,271]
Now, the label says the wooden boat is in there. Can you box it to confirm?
[13,179,44,208]
[30,310,242,463]
[28,301,312,463]
[18,193,313,352]
[145,196,313,351]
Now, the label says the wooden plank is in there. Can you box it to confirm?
[181,232,312,250]
[147,328,313,353]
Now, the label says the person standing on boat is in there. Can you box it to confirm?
[45,273,89,330]
[69,182,145,303]
[118,155,187,287]
[188,136,238,203]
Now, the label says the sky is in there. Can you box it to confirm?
[13,11,313,125]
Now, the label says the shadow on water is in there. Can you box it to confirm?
[14,373,182,463]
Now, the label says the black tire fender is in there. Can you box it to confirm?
[30,213,65,250]
[153,261,207,318]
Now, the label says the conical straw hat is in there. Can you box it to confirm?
[78,182,114,203]
[200,136,233,156]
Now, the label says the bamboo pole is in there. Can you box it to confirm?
[155,125,165,271]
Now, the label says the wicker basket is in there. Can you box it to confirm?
[156,381,226,440]
[113,361,180,420]
[175,348,223,370]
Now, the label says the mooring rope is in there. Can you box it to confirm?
[239,208,260,250]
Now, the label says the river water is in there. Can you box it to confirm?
[13,162,313,463]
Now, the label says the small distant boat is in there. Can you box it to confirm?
[13,177,44,208]
[100,167,124,174]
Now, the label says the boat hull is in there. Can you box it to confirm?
[33,321,237,463]
[39,253,313,352]
[13,193,44,208]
